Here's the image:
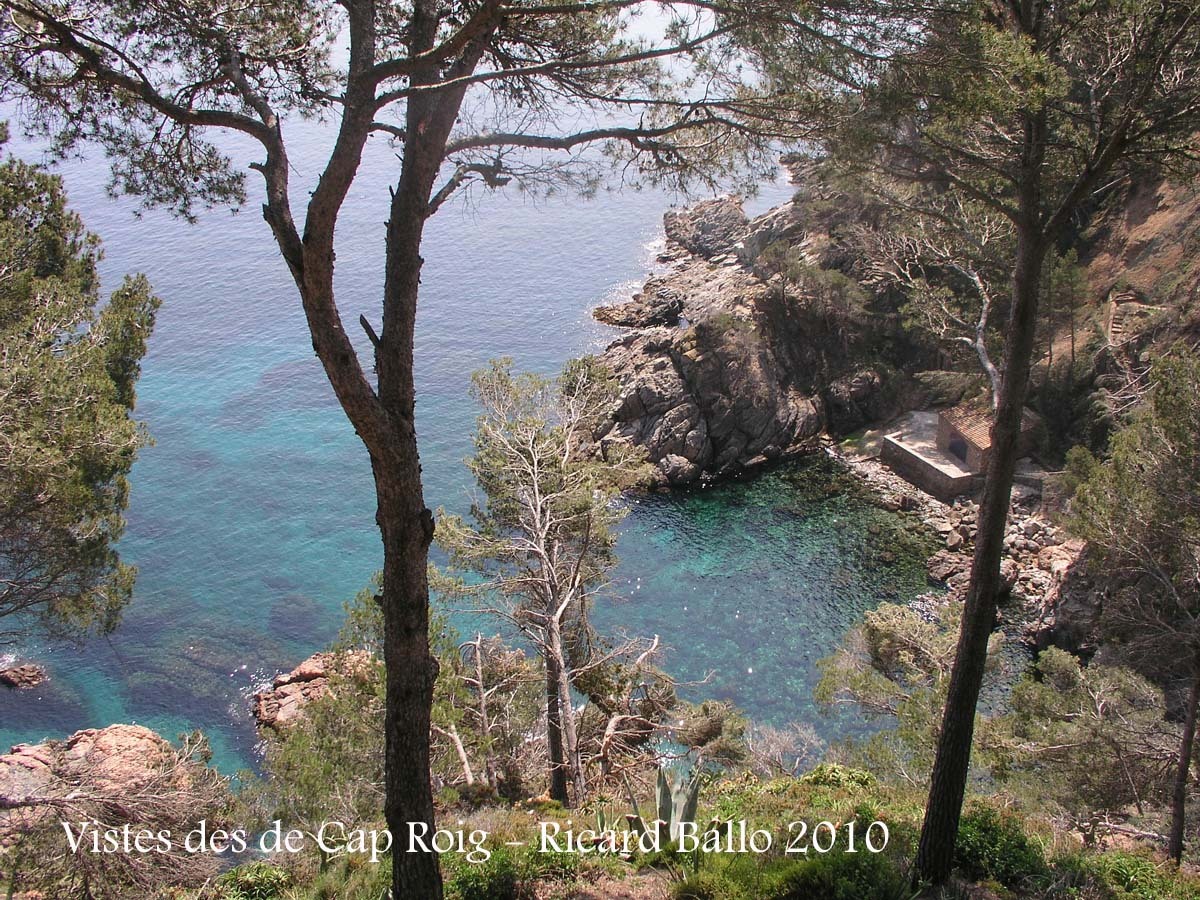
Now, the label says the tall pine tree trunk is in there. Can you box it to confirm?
[374,114,461,896]
[375,459,441,897]
[916,208,1047,884]
[1168,663,1200,863]
[376,212,442,898]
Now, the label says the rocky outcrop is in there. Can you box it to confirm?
[252,650,374,731]
[593,282,683,328]
[594,196,896,485]
[662,196,749,259]
[0,724,176,842]
[0,662,46,689]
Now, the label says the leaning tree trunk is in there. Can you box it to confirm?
[545,649,571,805]
[916,213,1048,885]
[548,623,586,805]
[1168,662,1200,863]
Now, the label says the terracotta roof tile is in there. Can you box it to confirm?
[940,404,1039,452]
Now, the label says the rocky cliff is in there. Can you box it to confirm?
[593,196,902,485]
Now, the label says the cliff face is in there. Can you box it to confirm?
[593,197,898,485]
[593,172,1200,488]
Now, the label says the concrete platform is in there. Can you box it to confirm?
[880,411,980,500]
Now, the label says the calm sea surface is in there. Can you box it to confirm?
[0,118,936,771]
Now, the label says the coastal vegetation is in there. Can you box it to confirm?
[0,127,158,643]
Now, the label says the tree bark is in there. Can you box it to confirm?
[1168,663,1200,863]
[549,623,586,805]
[545,650,571,805]
[374,430,441,897]
[916,212,1047,884]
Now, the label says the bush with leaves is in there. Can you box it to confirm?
[983,648,1180,843]
[815,602,1002,786]
[953,805,1048,890]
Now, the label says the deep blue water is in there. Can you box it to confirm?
[0,118,935,771]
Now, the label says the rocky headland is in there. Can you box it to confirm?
[593,196,899,487]
[591,169,1200,661]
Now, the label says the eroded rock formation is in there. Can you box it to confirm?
[252,650,374,731]
[593,196,897,485]
[0,663,46,690]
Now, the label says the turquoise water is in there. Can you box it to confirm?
[0,120,935,771]
[597,459,939,733]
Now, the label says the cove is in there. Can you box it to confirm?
[0,121,936,772]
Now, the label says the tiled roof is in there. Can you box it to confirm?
[940,404,1039,451]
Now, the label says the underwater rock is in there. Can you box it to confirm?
[0,663,46,690]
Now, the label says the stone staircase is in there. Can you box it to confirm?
[1104,290,1165,346]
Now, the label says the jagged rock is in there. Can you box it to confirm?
[929,517,955,536]
[1000,559,1020,593]
[662,196,748,259]
[0,663,46,689]
[740,203,808,265]
[927,549,970,584]
[593,283,683,328]
[252,651,374,731]
[594,257,828,483]
[823,369,885,434]
[658,454,699,483]
[593,193,905,483]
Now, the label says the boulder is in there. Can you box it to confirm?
[927,549,971,584]
[0,663,46,689]
[252,651,375,732]
[0,725,174,845]
[822,369,885,435]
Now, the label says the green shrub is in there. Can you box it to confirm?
[672,870,752,900]
[443,845,577,900]
[798,764,877,790]
[214,861,292,900]
[1052,849,1200,900]
[445,847,522,900]
[761,850,914,900]
[953,806,1047,889]
[292,855,391,900]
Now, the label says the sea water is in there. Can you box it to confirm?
[0,119,935,771]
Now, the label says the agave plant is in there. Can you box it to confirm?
[624,765,701,844]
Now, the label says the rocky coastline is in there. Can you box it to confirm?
[2,193,1113,786]
[829,442,1094,653]
[590,192,1103,653]
[592,196,895,487]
